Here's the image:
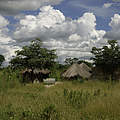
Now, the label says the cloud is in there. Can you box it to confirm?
[0,15,9,28]
[68,1,116,17]
[112,0,120,2]
[103,3,113,8]
[13,6,106,63]
[0,15,20,65]
[0,0,63,15]
[104,14,120,40]
[14,6,65,40]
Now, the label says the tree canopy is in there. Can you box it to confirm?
[0,55,5,67]
[65,58,79,65]
[91,40,120,80]
[64,57,92,67]
[10,38,57,70]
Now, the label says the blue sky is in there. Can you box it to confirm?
[5,0,120,31]
[0,0,120,64]
[54,0,120,31]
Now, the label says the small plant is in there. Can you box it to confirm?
[77,78,84,83]
[93,89,101,96]
[63,88,68,96]
[20,108,41,120]
[41,104,60,120]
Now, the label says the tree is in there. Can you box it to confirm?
[10,38,57,70]
[91,40,120,80]
[65,57,79,65]
[64,57,92,67]
[0,55,5,67]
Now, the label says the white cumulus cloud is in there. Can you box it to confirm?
[0,15,20,65]
[104,14,120,40]
[103,3,113,8]
[0,15,9,28]
[13,6,106,63]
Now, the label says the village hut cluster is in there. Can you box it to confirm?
[21,63,92,84]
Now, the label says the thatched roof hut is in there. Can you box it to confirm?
[33,69,50,74]
[62,63,91,79]
[21,68,51,83]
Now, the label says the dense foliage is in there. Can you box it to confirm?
[91,40,120,80]
[10,38,57,70]
[0,55,5,67]
[64,57,92,67]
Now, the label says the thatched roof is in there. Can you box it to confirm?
[62,63,91,79]
[80,63,92,72]
[33,69,50,74]
[22,68,50,74]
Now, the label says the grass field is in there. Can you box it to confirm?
[0,79,120,120]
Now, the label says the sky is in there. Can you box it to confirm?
[0,0,120,65]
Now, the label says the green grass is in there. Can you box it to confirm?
[0,78,120,120]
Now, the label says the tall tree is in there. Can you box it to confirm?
[91,40,120,80]
[64,57,92,67]
[0,55,5,67]
[65,57,79,65]
[10,38,57,70]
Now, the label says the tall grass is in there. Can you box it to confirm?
[63,88,105,109]
[0,68,22,92]
[0,68,120,119]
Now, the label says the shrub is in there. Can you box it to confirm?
[0,68,22,92]
[41,104,60,120]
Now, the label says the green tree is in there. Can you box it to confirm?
[10,38,57,70]
[65,57,92,67]
[0,55,5,67]
[65,57,79,65]
[91,40,120,80]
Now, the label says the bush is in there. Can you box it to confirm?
[41,104,60,120]
[0,68,22,92]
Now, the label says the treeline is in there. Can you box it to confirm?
[0,39,120,81]
[0,38,91,72]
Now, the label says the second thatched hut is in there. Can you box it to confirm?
[62,63,92,79]
[22,68,51,83]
